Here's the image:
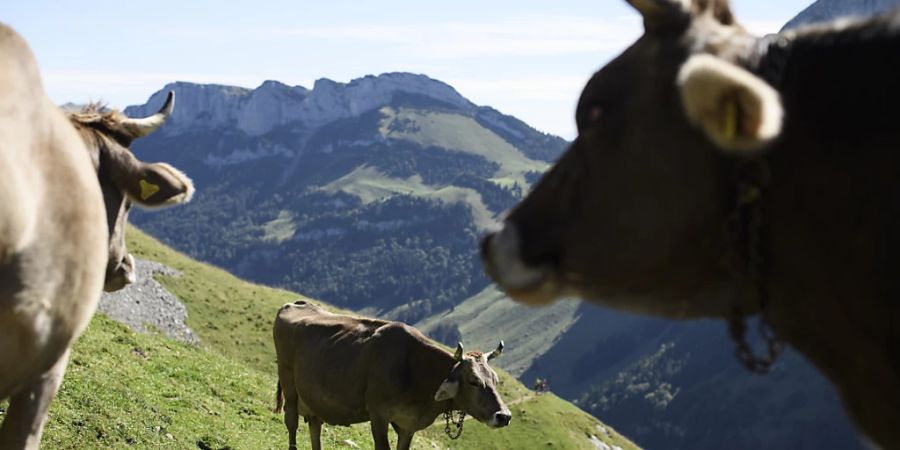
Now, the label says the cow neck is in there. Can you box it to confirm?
[421,342,463,413]
[746,32,792,91]
[723,155,784,374]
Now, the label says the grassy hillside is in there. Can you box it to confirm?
[378,106,549,188]
[413,286,581,376]
[320,165,495,231]
[32,228,638,450]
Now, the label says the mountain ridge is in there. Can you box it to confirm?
[124,73,476,137]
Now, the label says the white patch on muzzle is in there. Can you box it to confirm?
[486,224,548,290]
[489,408,512,428]
[122,253,137,285]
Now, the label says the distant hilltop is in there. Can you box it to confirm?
[782,0,900,30]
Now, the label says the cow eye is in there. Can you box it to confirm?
[577,105,604,133]
[468,381,482,387]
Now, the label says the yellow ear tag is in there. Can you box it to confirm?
[723,99,738,141]
[139,179,160,200]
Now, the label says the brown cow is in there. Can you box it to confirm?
[481,1,900,448]
[273,300,511,450]
[67,91,193,292]
[0,23,192,448]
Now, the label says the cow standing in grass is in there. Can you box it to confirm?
[0,23,193,449]
[273,300,511,450]
[481,0,900,448]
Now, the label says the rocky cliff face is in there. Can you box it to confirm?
[124,73,474,136]
[782,0,900,30]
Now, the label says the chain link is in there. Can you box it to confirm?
[725,157,784,375]
[443,410,465,440]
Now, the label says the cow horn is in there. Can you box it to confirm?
[453,342,464,361]
[119,91,175,138]
[487,340,504,361]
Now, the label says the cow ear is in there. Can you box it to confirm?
[434,378,459,402]
[123,162,194,208]
[678,54,783,153]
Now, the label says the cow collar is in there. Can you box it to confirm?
[724,156,784,374]
[443,409,466,439]
[717,32,793,375]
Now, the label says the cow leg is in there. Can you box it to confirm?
[283,403,299,450]
[307,416,323,450]
[0,349,69,450]
[389,422,414,450]
[370,416,392,450]
[278,374,300,450]
[395,429,415,450]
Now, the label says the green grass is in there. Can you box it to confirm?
[260,210,297,243]
[379,107,549,187]
[320,165,434,204]
[42,315,317,450]
[32,227,639,450]
[418,393,637,450]
[320,165,496,231]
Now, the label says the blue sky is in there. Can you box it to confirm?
[6,0,812,139]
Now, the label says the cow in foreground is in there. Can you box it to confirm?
[481,0,900,448]
[273,300,511,450]
[0,23,192,448]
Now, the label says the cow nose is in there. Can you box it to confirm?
[480,224,549,291]
[493,410,512,427]
[104,254,136,292]
[121,253,136,283]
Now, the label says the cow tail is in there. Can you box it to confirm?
[274,381,284,414]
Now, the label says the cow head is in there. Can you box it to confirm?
[481,0,784,318]
[434,341,512,428]
[69,92,193,292]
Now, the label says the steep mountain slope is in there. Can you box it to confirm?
[127,74,561,317]
[32,228,637,450]
[121,72,865,449]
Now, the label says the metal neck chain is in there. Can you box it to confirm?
[725,157,784,375]
[443,410,465,440]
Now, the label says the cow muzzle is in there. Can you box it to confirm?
[480,223,560,305]
[104,253,136,292]
[489,409,512,428]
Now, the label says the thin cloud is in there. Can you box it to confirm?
[269,15,642,59]
[449,75,590,102]
[43,70,265,88]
